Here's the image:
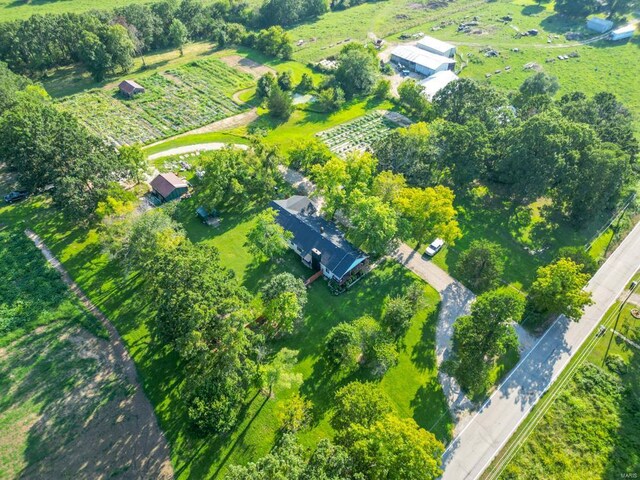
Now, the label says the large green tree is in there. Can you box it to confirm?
[0,87,124,218]
[529,258,593,320]
[334,43,379,97]
[260,272,307,335]
[246,208,292,261]
[337,414,444,480]
[395,185,461,246]
[455,240,506,292]
[451,288,525,395]
[332,381,393,430]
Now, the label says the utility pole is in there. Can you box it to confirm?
[603,280,639,365]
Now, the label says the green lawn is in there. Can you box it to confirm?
[496,301,640,479]
[426,191,612,292]
[0,196,452,478]
[0,225,111,478]
[148,96,396,155]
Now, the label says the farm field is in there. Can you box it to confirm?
[58,58,253,146]
[487,300,640,479]
[0,196,453,478]
[316,110,412,157]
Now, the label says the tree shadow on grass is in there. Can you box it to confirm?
[410,378,453,442]
[522,5,545,16]
[411,307,439,371]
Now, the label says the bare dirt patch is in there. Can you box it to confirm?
[219,55,276,78]
[0,321,173,480]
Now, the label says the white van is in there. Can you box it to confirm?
[425,238,445,257]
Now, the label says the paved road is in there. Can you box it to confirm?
[442,221,640,480]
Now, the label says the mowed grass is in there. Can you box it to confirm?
[496,302,640,479]
[148,96,396,155]
[0,197,452,478]
[425,191,611,292]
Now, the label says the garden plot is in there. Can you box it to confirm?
[58,58,253,146]
[316,111,411,157]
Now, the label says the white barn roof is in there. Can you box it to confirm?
[416,35,456,56]
[612,24,636,35]
[391,45,456,71]
[586,17,613,32]
[418,70,459,100]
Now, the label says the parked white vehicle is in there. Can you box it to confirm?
[424,238,445,257]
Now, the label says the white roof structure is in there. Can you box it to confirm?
[611,24,636,38]
[418,70,459,100]
[586,17,614,33]
[416,35,456,56]
[391,45,456,71]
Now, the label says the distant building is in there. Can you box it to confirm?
[271,196,369,287]
[416,35,457,58]
[418,70,459,100]
[149,173,188,202]
[119,80,145,98]
[610,24,635,41]
[390,45,456,76]
[586,17,614,33]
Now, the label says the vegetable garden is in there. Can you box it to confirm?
[316,110,412,157]
[58,58,254,146]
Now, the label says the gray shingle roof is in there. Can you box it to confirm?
[271,196,368,282]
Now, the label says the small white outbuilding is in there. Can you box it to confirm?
[586,17,614,34]
[610,24,636,41]
[416,35,457,58]
[418,70,459,100]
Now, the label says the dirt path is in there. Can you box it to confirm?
[25,229,174,480]
[145,109,258,149]
[147,142,249,160]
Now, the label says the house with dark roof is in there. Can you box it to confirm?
[119,80,145,98]
[150,173,189,202]
[271,196,369,287]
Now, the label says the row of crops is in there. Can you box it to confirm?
[58,58,254,146]
[316,111,412,158]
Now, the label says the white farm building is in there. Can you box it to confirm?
[586,17,614,33]
[390,45,456,76]
[418,70,459,100]
[416,35,457,58]
[610,24,635,41]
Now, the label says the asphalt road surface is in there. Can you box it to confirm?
[441,221,640,480]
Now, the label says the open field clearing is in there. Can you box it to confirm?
[316,110,412,157]
[58,58,253,146]
[0,228,171,479]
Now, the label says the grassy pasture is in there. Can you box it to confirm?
[58,58,253,146]
[385,0,640,133]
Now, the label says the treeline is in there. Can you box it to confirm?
[257,0,384,27]
[0,62,144,219]
[0,0,293,80]
[0,0,386,81]
[384,73,638,224]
